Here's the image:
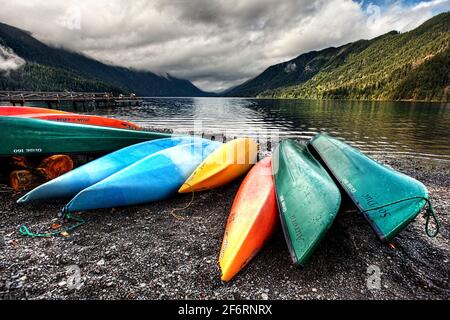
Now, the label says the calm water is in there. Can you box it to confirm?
[89,98,450,163]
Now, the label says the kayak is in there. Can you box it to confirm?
[309,133,433,241]
[0,106,68,115]
[64,140,222,212]
[179,138,258,193]
[16,113,140,130]
[273,140,341,265]
[219,157,278,282]
[0,116,171,157]
[18,137,208,203]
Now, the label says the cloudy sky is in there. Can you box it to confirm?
[0,0,448,92]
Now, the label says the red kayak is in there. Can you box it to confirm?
[0,106,69,116]
[219,156,278,282]
[16,113,141,130]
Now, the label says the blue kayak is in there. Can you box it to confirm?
[18,137,213,203]
[64,140,222,212]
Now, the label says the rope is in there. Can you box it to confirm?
[19,209,85,238]
[170,183,195,221]
[360,196,439,238]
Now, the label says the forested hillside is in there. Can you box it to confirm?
[227,12,449,102]
[0,22,211,96]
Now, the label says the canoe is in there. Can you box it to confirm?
[273,140,341,265]
[0,116,171,157]
[179,138,258,193]
[64,140,222,212]
[309,133,432,241]
[0,106,68,115]
[219,157,278,282]
[18,137,207,203]
[16,113,140,130]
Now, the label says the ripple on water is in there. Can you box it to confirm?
[88,98,450,164]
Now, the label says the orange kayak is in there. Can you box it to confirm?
[219,156,278,282]
[16,113,140,130]
[0,106,68,115]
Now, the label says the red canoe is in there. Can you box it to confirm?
[219,156,278,282]
[16,113,141,130]
[0,106,69,116]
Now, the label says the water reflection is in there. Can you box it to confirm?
[88,98,450,163]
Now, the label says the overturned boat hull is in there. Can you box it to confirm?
[219,157,278,281]
[64,140,222,212]
[273,140,341,265]
[0,116,171,157]
[309,133,430,241]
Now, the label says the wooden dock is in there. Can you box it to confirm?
[0,91,143,110]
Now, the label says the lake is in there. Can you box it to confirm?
[86,98,450,163]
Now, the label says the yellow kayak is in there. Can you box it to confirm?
[179,138,258,193]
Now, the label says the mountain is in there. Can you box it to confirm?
[226,12,449,102]
[0,22,211,97]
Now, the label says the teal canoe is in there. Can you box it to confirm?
[0,116,171,157]
[272,140,341,265]
[309,133,438,241]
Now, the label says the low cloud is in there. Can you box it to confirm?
[0,45,26,73]
[0,0,448,91]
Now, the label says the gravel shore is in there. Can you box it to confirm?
[0,153,449,300]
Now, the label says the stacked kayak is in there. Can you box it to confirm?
[308,133,436,241]
[0,117,171,157]
[64,139,221,212]
[273,140,341,265]
[0,106,69,115]
[11,120,438,284]
[218,135,437,280]
[18,137,203,203]
[1,105,139,130]
[219,157,278,281]
[15,113,140,130]
[179,138,258,193]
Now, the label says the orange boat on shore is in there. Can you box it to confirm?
[20,113,141,130]
[1,106,139,130]
[219,156,278,282]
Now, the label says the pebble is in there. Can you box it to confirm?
[0,157,448,300]
[58,281,67,287]
[97,259,105,266]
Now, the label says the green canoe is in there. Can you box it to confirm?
[309,133,437,241]
[0,116,172,157]
[273,140,341,265]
